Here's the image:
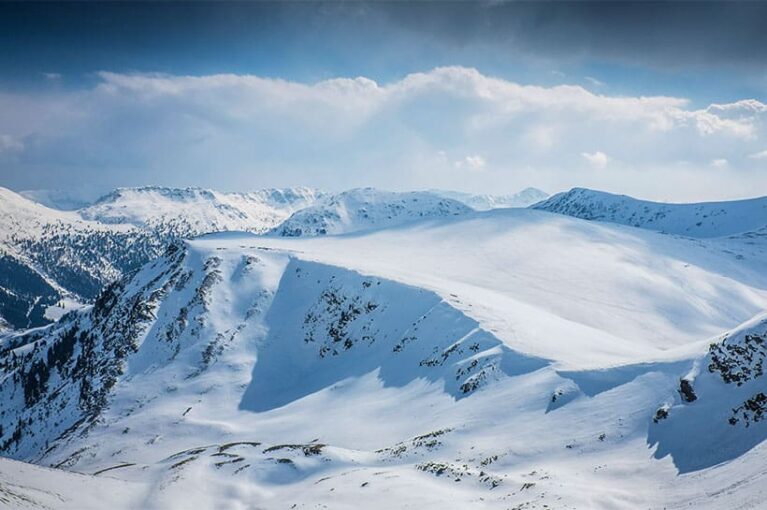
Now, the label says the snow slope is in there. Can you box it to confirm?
[532,187,767,238]
[0,456,140,509]
[648,312,767,472]
[2,205,767,508]
[432,187,549,210]
[258,208,767,367]
[270,188,471,236]
[80,186,325,236]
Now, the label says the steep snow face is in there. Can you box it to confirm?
[0,187,69,235]
[0,237,540,463]
[0,237,572,509]
[532,187,767,238]
[257,207,767,367]
[240,259,547,412]
[80,186,325,236]
[0,243,192,460]
[270,188,472,236]
[648,313,767,472]
[432,187,549,211]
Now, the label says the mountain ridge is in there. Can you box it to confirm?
[79,185,326,236]
[532,187,767,238]
[269,188,472,237]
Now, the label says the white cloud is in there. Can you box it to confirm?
[92,67,760,139]
[0,66,766,200]
[749,149,767,160]
[581,151,609,169]
[707,99,767,116]
[454,155,486,171]
[710,158,729,168]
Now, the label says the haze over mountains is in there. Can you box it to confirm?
[1,184,767,509]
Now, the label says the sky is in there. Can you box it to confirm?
[0,1,766,202]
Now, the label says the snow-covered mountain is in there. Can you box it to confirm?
[270,188,472,236]
[0,187,164,330]
[2,203,767,508]
[0,185,328,330]
[532,187,767,238]
[0,185,473,330]
[432,187,548,210]
[80,186,325,237]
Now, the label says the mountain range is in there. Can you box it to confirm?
[0,186,548,331]
[1,185,767,509]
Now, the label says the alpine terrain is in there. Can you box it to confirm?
[0,186,331,332]
[1,188,766,509]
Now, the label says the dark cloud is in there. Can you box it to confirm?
[1,1,765,87]
[371,1,767,69]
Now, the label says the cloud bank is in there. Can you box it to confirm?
[1,67,765,201]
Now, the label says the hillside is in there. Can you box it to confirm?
[0,456,139,509]
[532,187,767,238]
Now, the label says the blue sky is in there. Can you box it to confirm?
[1,2,766,201]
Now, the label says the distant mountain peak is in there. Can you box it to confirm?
[80,185,326,234]
[533,187,767,238]
[270,188,472,237]
[429,187,548,211]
